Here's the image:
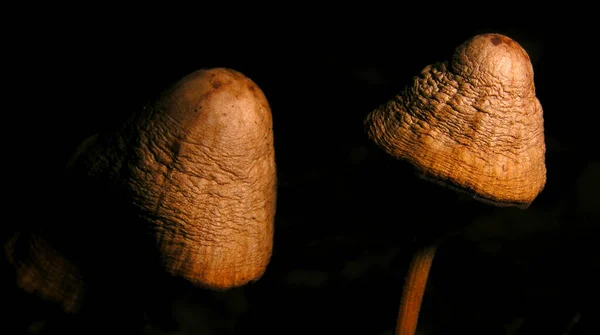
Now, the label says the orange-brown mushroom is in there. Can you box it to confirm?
[4,68,277,317]
[364,33,546,335]
[68,67,277,289]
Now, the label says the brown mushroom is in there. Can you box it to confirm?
[4,232,84,313]
[69,67,277,289]
[364,33,546,335]
[4,68,277,317]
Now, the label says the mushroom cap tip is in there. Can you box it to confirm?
[452,33,534,88]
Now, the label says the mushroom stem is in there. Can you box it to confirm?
[395,244,437,335]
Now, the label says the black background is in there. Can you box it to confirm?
[4,11,599,335]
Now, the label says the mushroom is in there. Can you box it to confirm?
[3,232,84,313]
[79,67,277,290]
[4,68,277,323]
[364,33,546,335]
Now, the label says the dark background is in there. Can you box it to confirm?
[4,12,599,335]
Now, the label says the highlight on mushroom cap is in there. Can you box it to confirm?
[134,68,277,289]
[365,33,546,207]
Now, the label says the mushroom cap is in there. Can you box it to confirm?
[69,68,276,289]
[147,68,276,289]
[365,34,546,207]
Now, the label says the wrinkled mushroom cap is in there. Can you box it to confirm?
[365,34,546,207]
[69,68,277,289]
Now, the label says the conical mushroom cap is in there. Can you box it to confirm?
[365,34,546,207]
[68,68,276,289]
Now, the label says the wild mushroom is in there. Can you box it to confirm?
[3,231,84,313]
[4,68,277,324]
[364,33,546,335]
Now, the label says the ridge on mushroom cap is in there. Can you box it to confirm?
[365,33,546,207]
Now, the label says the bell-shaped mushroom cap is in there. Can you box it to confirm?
[365,34,546,207]
[69,68,277,289]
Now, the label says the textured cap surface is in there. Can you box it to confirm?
[365,34,546,207]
